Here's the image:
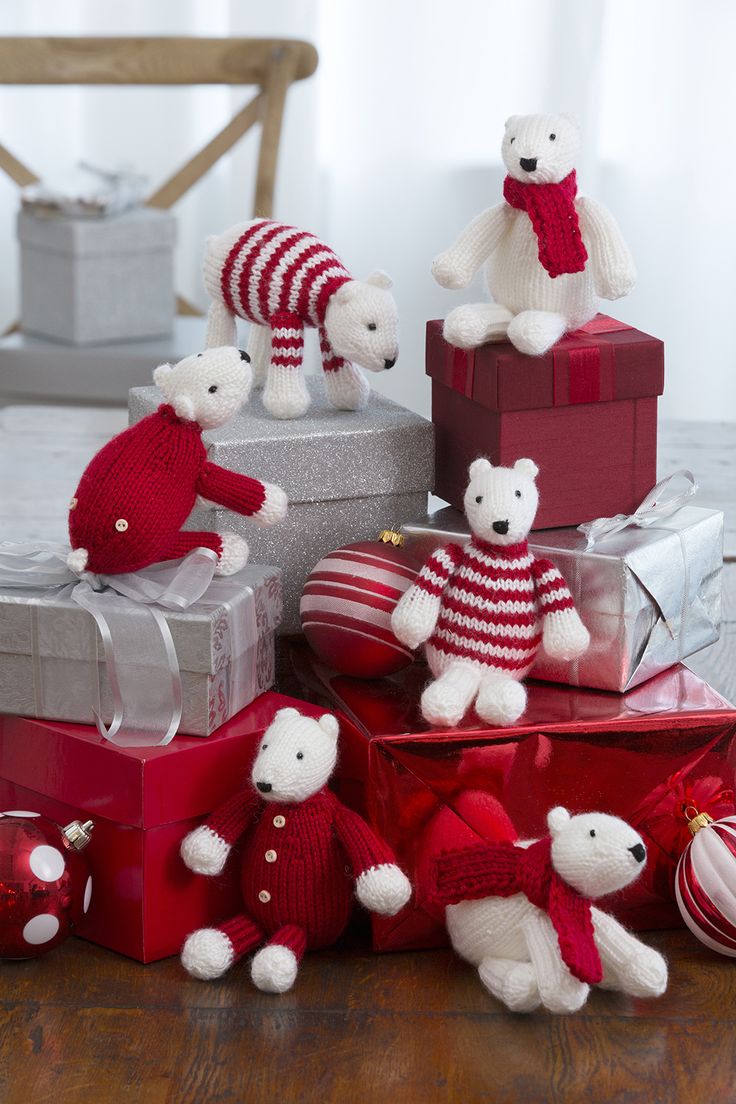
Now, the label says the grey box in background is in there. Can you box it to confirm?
[18,208,177,345]
[129,379,435,633]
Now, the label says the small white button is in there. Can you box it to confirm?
[273,815,285,828]
[258,889,271,904]
[265,849,277,863]
[115,518,129,532]
[68,498,78,511]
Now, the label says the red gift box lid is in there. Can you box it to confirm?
[0,692,326,830]
[426,315,665,412]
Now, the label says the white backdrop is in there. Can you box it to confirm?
[0,0,734,421]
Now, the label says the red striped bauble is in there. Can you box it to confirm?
[675,810,736,957]
[300,532,420,677]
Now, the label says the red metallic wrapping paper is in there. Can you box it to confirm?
[0,691,326,962]
[426,315,665,529]
[288,640,736,951]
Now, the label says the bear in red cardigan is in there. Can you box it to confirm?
[67,346,287,577]
[180,707,412,993]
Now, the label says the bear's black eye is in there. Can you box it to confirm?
[589,828,596,838]
[261,744,268,751]
[196,352,203,358]
[296,751,304,760]
[515,490,521,498]
[475,495,483,503]
[549,133,556,141]
[208,384,218,394]
[367,322,377,331]
[509,137,515,144]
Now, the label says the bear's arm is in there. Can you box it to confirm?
[201,787,261,845]
[331,798,397,878]
[180,788,261,876]
[432,203,511,289]
[531,557,590,662]
[576,196,636,300]
[196,462,287,527]
[391,544,462,650]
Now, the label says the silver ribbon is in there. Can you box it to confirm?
[577,469,698,549]
[0,542,218,747]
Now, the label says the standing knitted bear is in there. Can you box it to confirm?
[180,707,412,993]
[391,457,589,726]
[67,347,287,577]
[203,219,399,419]
[433,113,636,355]
[431,806,668,1014]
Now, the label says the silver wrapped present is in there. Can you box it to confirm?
[401,483,722,693]
[129,378,435,633]
[0,561,282,737]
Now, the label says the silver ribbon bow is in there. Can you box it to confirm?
[577,469,698,549]
[0,542,218,747]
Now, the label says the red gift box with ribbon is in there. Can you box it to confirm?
[288,639,736,950]
[0,692,326,962]
[426,315,665,529]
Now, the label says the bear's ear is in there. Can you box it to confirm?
[504,115,520,131]
[153,363,173,395]
[469,457,492,479]
[514,458,539,480]
[334,281,360,305]
[560,111,580,129]
[275,707,300,722]
[318,714,339,741]
[366,269,393,290]
[547,807,570,837]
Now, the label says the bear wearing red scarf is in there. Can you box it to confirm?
[433,113,636,355]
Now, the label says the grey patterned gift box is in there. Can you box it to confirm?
[129,379,435,633]
[0,564,281,737]
[18,207,176,345]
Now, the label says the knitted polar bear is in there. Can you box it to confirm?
[432,807,668,1014]
[391,457,589,726]
[433,113,636,356]
[203,219,399,419]
[180,708,411,993]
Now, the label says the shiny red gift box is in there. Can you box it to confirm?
[426,314,665,529]
[0,692,326,962]
[288,640,736,950]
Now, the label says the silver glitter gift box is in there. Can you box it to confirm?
[0,564,281,736]
[401,504,723,693]
[129,379,435,633]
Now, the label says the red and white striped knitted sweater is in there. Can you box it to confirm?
[414,537,576,675]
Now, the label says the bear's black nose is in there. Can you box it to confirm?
[239,349,251,362]
[492,520,509,535]
[520,157,538,172]
[384,357,396,370]
[629,843,646,863]
[256,781,272,793]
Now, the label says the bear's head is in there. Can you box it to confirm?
[324,272,399,373]
[153,346,252,430]
[250,708,340,803]
[502,113,580,185]
[547,806,647,898]
[463,457,539,546]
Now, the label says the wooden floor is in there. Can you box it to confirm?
[1,409,735,1103]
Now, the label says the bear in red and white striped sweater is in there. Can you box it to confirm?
[392,458,589,726]
[203,219,399,419]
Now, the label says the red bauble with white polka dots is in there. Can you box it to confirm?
[0,811,94,959]
[300,531,421,678]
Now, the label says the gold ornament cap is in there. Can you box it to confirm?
[378,527,404,548]
[685,808,714,836]
[62,819,94,851]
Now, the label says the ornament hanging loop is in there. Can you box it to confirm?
[684,807,714,835]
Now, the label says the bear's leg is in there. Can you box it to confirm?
[478,957,541,1013]
[167,531,249,575]
[251,924,307,994]
[592,909,668,999]
[421,662,481,727]
[475,673,527,726]
[506,310,568,356]
[319,327,370,411]
[206,301,238,348]
[522,912,590,1014]
[263,313,311,419]
[443,303,513,350]
[181,912,264,980]
[248,323,271,389]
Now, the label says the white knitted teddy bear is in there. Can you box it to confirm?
[431,806,668,1014]
[391,457,589,726]
[203,219,399,419]
[432,113,636,356]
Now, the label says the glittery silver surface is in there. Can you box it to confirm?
[129,380,435,632]
[402,504,723,693]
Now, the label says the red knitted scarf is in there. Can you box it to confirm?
[503,170,588,279]
[433,835,602,984]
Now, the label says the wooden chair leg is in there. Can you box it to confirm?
[254,46,299,219]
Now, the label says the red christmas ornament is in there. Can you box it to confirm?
[300,530,421,677]
[675,809,736,957]
[0,811,94,959]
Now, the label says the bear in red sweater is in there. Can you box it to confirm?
[67,346,287,576]
[180,707,412,993]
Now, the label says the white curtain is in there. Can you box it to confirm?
[0,0,733,421]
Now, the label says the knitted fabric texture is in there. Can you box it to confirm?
[68,404,268,575]
[503,170,588,278]
[433,836,602,984]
